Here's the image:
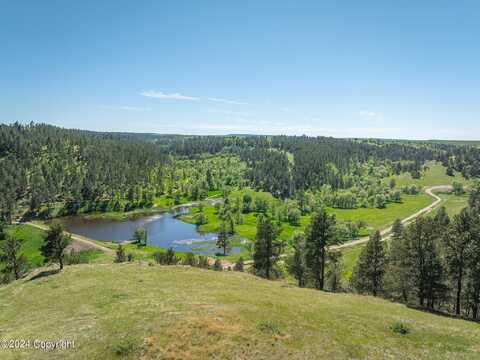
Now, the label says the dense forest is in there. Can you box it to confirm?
[1,122,480,223]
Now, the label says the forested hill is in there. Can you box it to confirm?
[0,123,171,221]
[1,122,479,222]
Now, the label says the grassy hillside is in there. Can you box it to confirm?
[1,264,479,360]
[4,225,46,267]
[389,161,469,188]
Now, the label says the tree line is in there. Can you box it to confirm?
[251,182,480,321]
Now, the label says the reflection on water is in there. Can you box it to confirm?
[60,207,241,255]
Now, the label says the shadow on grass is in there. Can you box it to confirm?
[28,269,61,281]
[407,304,480,323]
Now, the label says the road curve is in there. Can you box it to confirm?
[331,185,452,250]
[25,221,114,254]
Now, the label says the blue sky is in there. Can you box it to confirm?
[1,1,479,139]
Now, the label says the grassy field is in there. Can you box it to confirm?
[389,161,469,189]
[1,264,479,360]
[181,193,434,242]
[431,192,469,217]
[2,224,106,271]
[4,225,46,267]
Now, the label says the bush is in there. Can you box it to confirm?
[127,253,134,262]
[213,258,223,271]
[196,255,210,268]
[64,249,93,265]
[233,257,244,271]
[183,252,197,266]
[193,213,207,226]
[257,320,281,334]
[153,248,179,265]
[390,322,410,335]
[115,245,126,263]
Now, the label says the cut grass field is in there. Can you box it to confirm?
[1,264,479,360]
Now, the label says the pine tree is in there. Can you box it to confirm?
[444,208,473,315]
[216,222,230,256]
[391,218,404,239]
[115,244,126,263]
[253,214,279,279]
[287,232,307,287]
[0,235,27,281]
[40,222,71,270]
[404,217,445,309]
[326,250,343,292]
[305,209,337,290]
[434,206,450,227]
[352,231,386,296]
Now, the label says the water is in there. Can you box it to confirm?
[61,207,241,255]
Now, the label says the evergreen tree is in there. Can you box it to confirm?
[253,214,279,279]
[305,209,337,290]
[326,250,343,292]
[115,244,126,263]
[391,218,404,239]
[404,217,445,309]
[468,180,480,210]
[216,222,230,256]
[434,206,450,227]
[40,222,71,270]
[287,232,307,287]
[385,219,409,301]
[352,231,386,296]
[0,221,5,241]
[443,209,473,315]
[0,235,27,281]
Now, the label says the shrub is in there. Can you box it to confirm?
[257,320,281,334]
[193,213,207,226]
[115,245,126,263]
[213,258,223,271]
[65,249,92,265]
[196,255,210,268]
[390,322,410,335]
[183,252,197,266]
[233,257,244,272]
[127,253,134,262]
[153,248,179,265]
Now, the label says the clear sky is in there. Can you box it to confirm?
[1,1,479,139]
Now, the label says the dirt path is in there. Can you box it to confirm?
[332,185,452,250]
[25,222,114,254]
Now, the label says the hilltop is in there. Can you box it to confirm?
[1,264,479,360]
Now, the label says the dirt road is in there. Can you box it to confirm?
[332,185,452,250]
[25,221,114,254]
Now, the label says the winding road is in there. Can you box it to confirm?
[332,185,452,250]
[22,185,451,266]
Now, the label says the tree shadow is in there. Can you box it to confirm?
[28,269,60,281]
[407,304,480,323]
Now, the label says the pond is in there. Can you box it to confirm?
[60,207,242,255]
